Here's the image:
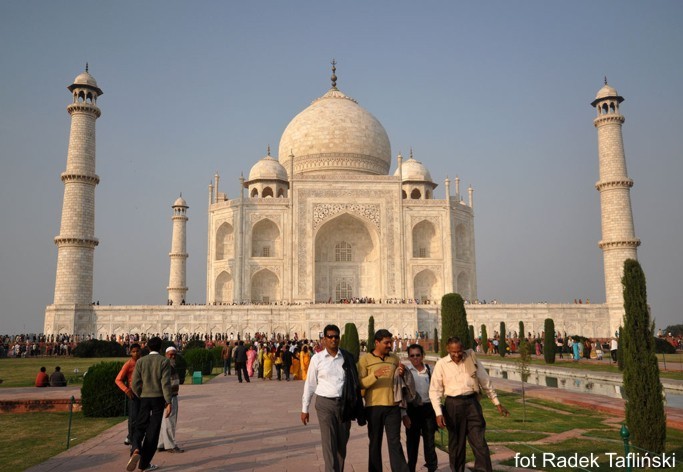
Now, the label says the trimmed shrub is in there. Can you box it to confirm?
[499,322,507,357]
[73,339,126,358]
[544,318,556,364]
[81,361,126,417]
[654,337,676,354]
[343,323,360,362]
[622,259,665,453]
[481,325,488,354]
[183,348,214,375]
[433,328,439,353]
[440,293,470,356]
[175,353,187,384]
[184,339,206,350]
[367,316,375,350]
[519,321,525,340]
[211,346,224,366]
[468,325,475,350]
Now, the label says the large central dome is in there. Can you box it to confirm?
[278,87,391,176]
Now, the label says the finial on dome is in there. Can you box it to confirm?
[409,147,414,160]
[331,59,337,89]
[604,76,608,85]
[85,62,89,73]
[267,144,271,156]
[179,192,182,198]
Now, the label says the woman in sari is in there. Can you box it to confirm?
[263,346,274,380]
[300,344,311,381]
[246,345,257,378]
[291,347,301,380]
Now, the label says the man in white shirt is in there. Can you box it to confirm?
[402,344,438,472]
[429,337,509,472]
[301,324,349,472]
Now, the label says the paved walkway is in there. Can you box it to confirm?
[25,374,452,472]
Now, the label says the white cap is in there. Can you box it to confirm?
[165,346,177,353]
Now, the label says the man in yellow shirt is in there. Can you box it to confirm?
[358,329,409,472]
[429,336,509,472]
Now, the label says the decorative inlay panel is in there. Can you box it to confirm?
[313,203,380,230]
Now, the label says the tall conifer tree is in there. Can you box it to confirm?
[621,259,665,453]
[543,318,556,364]
[440,293,470,356]
[480,324,488,354]
[499,322,507,357]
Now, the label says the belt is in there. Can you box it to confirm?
[446,393,477,400]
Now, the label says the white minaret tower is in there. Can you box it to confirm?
[52,65,103,307]
[168,195,189,305]
[591,79,640,334]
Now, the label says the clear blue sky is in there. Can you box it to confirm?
[1,1,681,333]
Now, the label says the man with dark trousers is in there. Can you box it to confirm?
[234,340,250,383]
[126,337,172,472]
[358,329,409,472]
[282,343,293,381]
[429,337,509,472]
[403,343,438,472]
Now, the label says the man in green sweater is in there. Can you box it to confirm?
[358,329,409,472]
[126,337,172,472]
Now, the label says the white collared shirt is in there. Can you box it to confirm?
[405,362,431,404]
[301,348,346,413]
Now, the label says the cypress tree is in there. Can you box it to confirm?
[468,325,476,350]
[617,326,624,371]
[543,318,556,364]
[343,322,360,362]
[440,293,470,356]
[480,324,488,354]
[499,322,507,357]
[519,321,525,341]
[367,316,375,351]
[621,259,665,453]
[433,328,439,353]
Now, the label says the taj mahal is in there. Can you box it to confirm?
[44,64,640,340]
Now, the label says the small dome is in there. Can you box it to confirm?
[595,84,618,100]
[68,68,103,95]
[248,155,288,182]
[173,196,188,207]
[394,156,433,182]
[74,71,99,88]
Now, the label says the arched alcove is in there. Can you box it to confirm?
[215,222,234,260]
[215,271,233,303]
[251,269,280,303]
[412,220,439,258]
[252,218,280,257]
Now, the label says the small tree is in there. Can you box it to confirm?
[519,321,525,341]
[544,318,556,364]
[480,324,488,354]
[499,322,507,357]
[440,293,470,356]
[617,327,624,371]
[468,325,476,351]
[433,328,439,353]
[367,316,375,350]
[621,259,665,453]
[343,322,361,362]
[517,339,531,422]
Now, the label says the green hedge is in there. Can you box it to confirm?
[81,361,126,417]
[184,340,206,350]
[183,348,214,375]
[73,339,127,358]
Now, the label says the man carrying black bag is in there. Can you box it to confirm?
[301,324,365,472]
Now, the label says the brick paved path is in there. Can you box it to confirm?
[26,374,451,471]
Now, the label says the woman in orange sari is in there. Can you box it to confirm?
[263,346,274,380]
[300,344,311,381]
[291,347,301,380]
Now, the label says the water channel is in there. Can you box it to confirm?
[484,365,683,409]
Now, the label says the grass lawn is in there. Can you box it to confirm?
[434,392,683,471]
[0,411,124,470]
[0,357,130,387]
[474,353,683,381]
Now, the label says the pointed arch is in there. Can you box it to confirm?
[457,271,471,301]
[262,187,274,198]
[410,188,422,199]
[251,268,280,303]
[215,222,234,260]
[414,269,437,303]
[252,218,280,257]
[215,271,233,303]
[412,219,439,258]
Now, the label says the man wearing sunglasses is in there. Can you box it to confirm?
[402,344,438,472]
[429,336,509,472]
[301,324,363,471]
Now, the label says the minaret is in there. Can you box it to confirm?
[168,195,189,305]
[52,66,103,306]
[591,80,640,333]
